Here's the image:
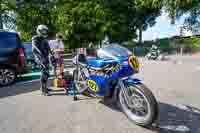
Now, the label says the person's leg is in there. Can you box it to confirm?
[40,64,50,95]
[59,64,64,78]
[54,65,57,78]
[53,59,58,77]
[59,57,64,78]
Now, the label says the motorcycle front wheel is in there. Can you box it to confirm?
[117,83,158,127]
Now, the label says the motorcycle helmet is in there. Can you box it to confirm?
[152,44,157,49]
[36,24,48,38]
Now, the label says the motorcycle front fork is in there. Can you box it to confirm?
[118,80,132,105]
[76,67,89,92]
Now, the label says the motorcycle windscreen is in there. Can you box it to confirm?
[97,44,132,60]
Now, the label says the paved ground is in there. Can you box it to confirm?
[0,56,200,133]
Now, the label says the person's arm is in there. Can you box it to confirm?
[32,37,42,61]
[32,36,49,68]
[47,40,54,56]
[46,41,54,56]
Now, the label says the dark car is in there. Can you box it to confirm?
[23,42,32,61]
[0,32,26,86]
[23,42,40,70]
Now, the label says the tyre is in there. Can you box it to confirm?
[117,83,158,127]
[0,67,16,86]
[159,54,166,61]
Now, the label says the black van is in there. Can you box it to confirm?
[0,32,26,86]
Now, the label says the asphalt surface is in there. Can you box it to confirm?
[0,55,200,133]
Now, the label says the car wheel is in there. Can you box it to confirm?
[0,68,16,86]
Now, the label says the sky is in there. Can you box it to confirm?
[142,10,188,41]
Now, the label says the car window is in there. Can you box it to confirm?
[0,34,19,49]
[23,43,32,53]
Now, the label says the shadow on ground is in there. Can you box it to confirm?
[159,102,200,133]
[101,99,200,133]
[0,77,53,99]
[0,69,64,98]
[17,74,41,82]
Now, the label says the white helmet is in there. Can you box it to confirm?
[36,24,48,37]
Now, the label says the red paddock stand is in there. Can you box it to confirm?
[53,71,73,94]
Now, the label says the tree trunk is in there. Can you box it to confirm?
[138,26,142,45]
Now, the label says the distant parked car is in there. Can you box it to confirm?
[0,32,26,86]
[23,42,40,70]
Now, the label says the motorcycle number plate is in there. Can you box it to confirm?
[87,80,98,92]
[128,56,140,71]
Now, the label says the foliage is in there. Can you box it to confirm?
[164,0,200,31]
[0,0,16,30]
[134,0,162,30]
[132,0,163,43]
[54,0,163,47]
[14,0,58,41]
[12,0,163,46]
[54,0,137,48]
[174,37,200,48]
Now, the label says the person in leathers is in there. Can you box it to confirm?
[32,25,55,96]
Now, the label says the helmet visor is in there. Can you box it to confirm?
[40,29,48,35]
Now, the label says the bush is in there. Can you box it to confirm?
[174,37,200,53]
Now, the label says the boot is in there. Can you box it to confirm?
[41,82,51,96]
[42,92,50,96]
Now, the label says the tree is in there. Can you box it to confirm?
[54,0,163,47]
[13,0,163,46]
[14,0,58,41]
[134,0,163,44]
[164,0,200,31]
[0,0,16,30]
[54,0,138,48]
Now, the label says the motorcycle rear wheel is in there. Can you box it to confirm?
[117,83,159,127]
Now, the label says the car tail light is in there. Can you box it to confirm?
[19,48,26,66]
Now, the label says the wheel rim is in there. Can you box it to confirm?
[119,85,151,122]
[0,69,15,85]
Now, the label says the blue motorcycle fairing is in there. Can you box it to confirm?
[122,77,142,85]
[87,56,128,68]
[85,56,139,97]
[87,57,137,76]
[87,75,111,96]
[86,76,141,97]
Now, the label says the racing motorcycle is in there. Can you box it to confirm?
[146,46,166,61]
[72,44,158,127]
